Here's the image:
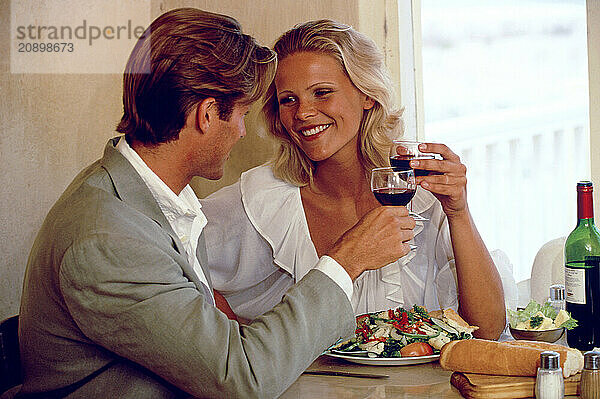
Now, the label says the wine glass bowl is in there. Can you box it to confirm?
[388,140,439,221]
[370,167,416,207]
[390,140,440,177]
[371,167,418,251]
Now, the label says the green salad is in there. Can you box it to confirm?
[508,300,578,330]
[330,305,475,358]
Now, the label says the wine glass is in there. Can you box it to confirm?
[389,140,440,221]
[371,167,416,206]
[371,167,417,250]
[390,140,439,177]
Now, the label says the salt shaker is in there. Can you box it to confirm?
[548,284,568,345]
[548,284,565,313]
[580,351,600,399]
[535,351,564,399]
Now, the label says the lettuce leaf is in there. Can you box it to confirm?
[538,301,558,319]
[557,317,578,330]
[508,300,541,327]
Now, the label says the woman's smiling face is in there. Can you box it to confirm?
[275,51,374,162]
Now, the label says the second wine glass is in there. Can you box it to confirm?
[371,167,416,206]
[389,140,437,221]
[371,167,417,250]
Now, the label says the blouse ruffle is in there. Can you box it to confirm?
[239,164,443,312]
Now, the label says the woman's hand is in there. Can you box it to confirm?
[410,143,468,219]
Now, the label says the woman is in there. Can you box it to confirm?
[201,20,506,339]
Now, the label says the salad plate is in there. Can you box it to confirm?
[326,305,477,367]
[325,351,440,366]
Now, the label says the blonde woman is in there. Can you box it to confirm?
[202,20,506,339]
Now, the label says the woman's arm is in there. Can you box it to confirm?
[413,143,506,339]
[445,207,506,339]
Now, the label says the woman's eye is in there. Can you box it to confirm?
[315,89,333,97]
[278,96,295,106]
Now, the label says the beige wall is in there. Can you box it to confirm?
[0,0,399,320]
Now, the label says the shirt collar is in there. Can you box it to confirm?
[115,136,205,224]
[115,137,212,304]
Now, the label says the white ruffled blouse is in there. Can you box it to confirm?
[200,164,459,320]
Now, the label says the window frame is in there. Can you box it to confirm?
[588,1,600,217]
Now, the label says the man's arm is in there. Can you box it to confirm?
[60,233,355,399]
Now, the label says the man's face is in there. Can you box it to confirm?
[197,102,249,180]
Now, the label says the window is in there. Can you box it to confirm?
[407,0,590,282]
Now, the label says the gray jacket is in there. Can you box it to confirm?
[18,138,354,398]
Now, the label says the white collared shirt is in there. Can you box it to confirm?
[116,137,214,305]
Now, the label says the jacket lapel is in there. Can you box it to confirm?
[99,138,210,290]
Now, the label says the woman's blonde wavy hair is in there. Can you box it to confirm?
[262,19,403,186]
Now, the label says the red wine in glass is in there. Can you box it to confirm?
[390,155,437,177]
[373,187,416,206]
[370,167,418,250]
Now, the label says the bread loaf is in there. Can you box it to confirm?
[439,338,584,377]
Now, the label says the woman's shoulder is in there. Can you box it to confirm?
[200,164,288,207]
[240,163,295,193]
[200,177,242,211]
[200,163,302,228]
[240,163,302,225]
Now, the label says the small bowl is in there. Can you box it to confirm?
[509,326,565,343]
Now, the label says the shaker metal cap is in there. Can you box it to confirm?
[540,351,560,370]
[584,351,600,370]
[549,284,564,301]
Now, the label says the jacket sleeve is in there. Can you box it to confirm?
[59,232,355,399]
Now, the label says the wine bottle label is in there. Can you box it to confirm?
[565,267,587,304]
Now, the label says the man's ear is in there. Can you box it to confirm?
[196,97,217,133]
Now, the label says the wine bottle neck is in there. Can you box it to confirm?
[577,190,594,220]
[577,217,596,227]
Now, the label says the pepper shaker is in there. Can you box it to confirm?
[535,351,564,399]
[580,351,600,399]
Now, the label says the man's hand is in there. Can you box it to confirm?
[326,206,416,280]
[214,289,238,321]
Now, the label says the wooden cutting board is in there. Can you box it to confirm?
[451,372,580,398]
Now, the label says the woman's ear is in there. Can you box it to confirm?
[196,97,216,133]
[363,96,375,110]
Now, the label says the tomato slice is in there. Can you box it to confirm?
[399,342,434,357]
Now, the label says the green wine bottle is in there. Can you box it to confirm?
[564,181,600,351]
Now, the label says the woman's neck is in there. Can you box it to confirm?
[309,156,371,199]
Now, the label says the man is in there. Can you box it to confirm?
[16,8,415,398]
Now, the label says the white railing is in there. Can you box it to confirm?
[426,101,590,282]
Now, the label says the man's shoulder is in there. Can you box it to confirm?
[46,161,157,243]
